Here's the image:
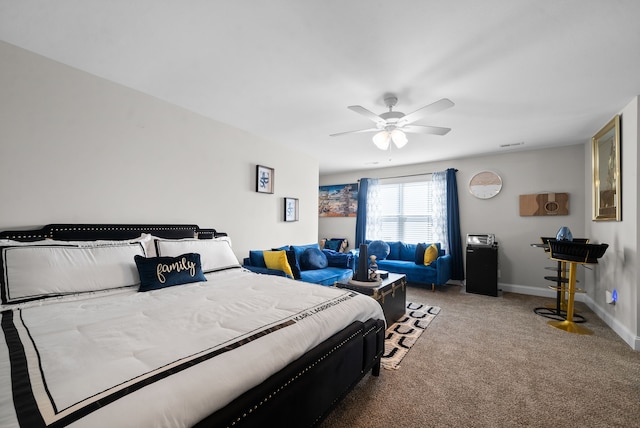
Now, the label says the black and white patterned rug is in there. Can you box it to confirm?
[381,302,441,370]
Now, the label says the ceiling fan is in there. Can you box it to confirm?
[330,94,454,150]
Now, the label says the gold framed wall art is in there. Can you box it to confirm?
[592,115,621,221]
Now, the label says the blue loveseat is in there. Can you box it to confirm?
[353,240,452,290]
[243,243,354,286]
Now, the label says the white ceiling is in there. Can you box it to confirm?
[2,1,639,174]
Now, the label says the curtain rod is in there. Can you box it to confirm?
[356,168,457,181]
[357,172,433,181]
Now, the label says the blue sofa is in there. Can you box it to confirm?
[243,243,354,286]
[353,240,452,290]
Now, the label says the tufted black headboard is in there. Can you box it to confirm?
[0,224,226,242]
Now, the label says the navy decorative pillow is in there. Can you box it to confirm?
[324,238,347,252]
[270,246,300,279]
[285,250,302,279]
[300,248,328,270]
[249,250,266,268]
[135,253,206,292]
[368,240,390,261]
[415,243,427,264]
[291,243,320,267]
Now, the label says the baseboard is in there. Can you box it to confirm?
[581,294,640,351]
[498,283,587,302]
[500,282,639,351]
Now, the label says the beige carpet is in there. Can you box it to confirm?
[320,284,640,428]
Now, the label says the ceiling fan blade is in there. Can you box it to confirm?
[329,128,379,137]
[347,105,386,125]
[397,98,454,127]
[402,124,451,136]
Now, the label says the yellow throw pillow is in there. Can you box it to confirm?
[263,250,294,278]
[424,244,439,266]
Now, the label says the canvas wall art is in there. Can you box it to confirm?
[319,183,358,217]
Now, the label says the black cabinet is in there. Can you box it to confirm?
[466,245,498,297]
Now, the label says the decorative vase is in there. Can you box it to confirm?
[556,226,573,241]
[369,255,378,281]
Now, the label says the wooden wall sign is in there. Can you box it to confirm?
[519,193,569,216]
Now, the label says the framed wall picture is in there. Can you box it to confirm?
[318,183,358,217]
[284,197,299,222]
[256,165,274,194]
[592,115,621,221]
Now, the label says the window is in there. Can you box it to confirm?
[377,178,433,244]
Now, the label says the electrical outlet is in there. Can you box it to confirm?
[606,290,613,304]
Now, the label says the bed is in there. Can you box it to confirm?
[0,224,385,428]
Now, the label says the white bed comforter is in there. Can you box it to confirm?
[0,268,384,428]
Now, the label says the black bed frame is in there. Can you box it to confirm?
[0,224,385,428]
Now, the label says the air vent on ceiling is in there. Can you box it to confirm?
[499,142,525,148]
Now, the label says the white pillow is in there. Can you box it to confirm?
[0,233,153,249]
[1,243,145,304]
[76,233,154,249]
[0,239,75,246]
[154,238,239,272]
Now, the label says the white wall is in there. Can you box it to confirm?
[321,144,586,290]
[584,96,639,350]
[0,41,319,260]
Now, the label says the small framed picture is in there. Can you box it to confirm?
[256,165,274,194]
[284,197,299,222]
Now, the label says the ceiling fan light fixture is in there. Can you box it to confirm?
[390,129,408,148]
[372,131,390,150]
[332,95,454,149]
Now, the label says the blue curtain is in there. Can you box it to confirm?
[355,178,371,247]
[446,168,464,280]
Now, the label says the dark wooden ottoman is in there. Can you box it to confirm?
[336,273,407,326]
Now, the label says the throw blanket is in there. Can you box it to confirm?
[322,249,353,268]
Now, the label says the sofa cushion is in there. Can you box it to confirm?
[399,242,418,261]
[284,250,301,279]
[322,238,348,252]
[300,248,328,270]
[415,243,439,266]
[386,241,403,260]
[263,250,294,278]
[377,259,438,285]
[249,250,267,268]
[242,265,288,277]
[291,243,321,266]
[424,244,439,265]
[415,243,427,264]
[299,267,352,286]
[368,240,390,261]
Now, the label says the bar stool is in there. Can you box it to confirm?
[547,240,608,335]
[533,237,589,322]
